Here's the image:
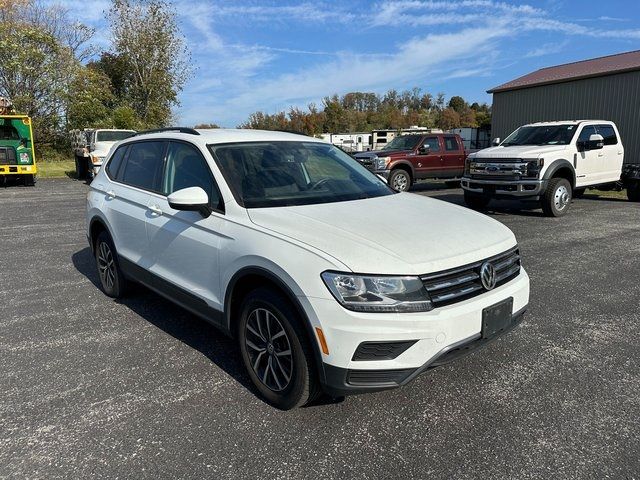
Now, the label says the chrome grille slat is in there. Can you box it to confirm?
[421,247,521,308]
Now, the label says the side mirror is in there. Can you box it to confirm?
[167,186,211,217]
[418,145,430,154]
[492,137,501,146]
[589,133,604,149]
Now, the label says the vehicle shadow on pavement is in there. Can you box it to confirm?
[71,247,256,397]
[426,191,547,217]
[71,247,342,408]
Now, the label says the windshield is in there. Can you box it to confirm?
[502,125,577,146]
[210,141,394,208]
[0,125,20,140]
[96,130,135,142]
[381,135,422,151]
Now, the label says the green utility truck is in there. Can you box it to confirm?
[0,114,37,186]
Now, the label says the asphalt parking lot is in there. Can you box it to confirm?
[1,178,639,479]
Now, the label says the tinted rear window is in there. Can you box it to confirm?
[121,141,165,191]
[106,145,128,180]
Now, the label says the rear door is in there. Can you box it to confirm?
[101,140,166,266]
[595,124,623,183]
[145,141,227,316]
[413,135,442,178]
[441,135,465,177]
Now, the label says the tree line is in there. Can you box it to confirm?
[0,0,189,146]
[239,90,491,135]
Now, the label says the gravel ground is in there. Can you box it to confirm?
[1,178,639,479]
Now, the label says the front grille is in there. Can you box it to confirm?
[470,174,519,181]
[347,368,414,386]
[352,340,417,361]
[421,247,521,307]
[0,147,17,165]
[356,158,376,172]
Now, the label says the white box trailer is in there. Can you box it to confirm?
[371,127,443,150]
[327,133,372,152]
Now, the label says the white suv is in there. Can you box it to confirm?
[87,128,530,409]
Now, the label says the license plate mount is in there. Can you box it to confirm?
[482,297,513,339]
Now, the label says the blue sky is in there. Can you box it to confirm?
[62,0,640,127]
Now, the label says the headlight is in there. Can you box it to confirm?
[522,158,544,178]
[321,271,433,313]
[90,155,105,165]
[375,156,391,170]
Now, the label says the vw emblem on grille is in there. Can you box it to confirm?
[480,261,497,290]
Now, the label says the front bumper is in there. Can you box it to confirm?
[308,268,530,396]
[461,177,546,198]
[0,164,37,175]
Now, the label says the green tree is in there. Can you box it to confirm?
[66,66,115,130]
[448,95,467,114]
[108,0,192,128]
[194,123,220,129]
[437,108,460,130]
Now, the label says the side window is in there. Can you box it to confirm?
[444,137,459,151]
[423,137,440,152]
[163,142,223,210]
[121,141,165,192]
[596,125,618,145]
[577,126,596,143]
[105,145,128,180]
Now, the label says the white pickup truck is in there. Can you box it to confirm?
[461,120,626,216]
[70,129,135,180]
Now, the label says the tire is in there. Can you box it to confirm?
[573,188,586,198]
[628,182,640,202]
[238,287,319,410]
[95,230,128,298]
[23,174,35,186]
[541,177,572,217]
[463,190,491,210]
[388,169,411,192]
[444,180,461,188]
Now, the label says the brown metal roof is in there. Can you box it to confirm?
[488,50,640,93]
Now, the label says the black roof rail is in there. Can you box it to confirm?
[133,127,200,136]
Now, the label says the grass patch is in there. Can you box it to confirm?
[37,159,76,178]
[584,188,628,200]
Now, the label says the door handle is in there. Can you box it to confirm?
[148,204,163,216]
[597,153,604,157]
[106,190,116,199]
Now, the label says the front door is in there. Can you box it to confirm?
[145,141,227,317]
[575,125,600,186]
[414,136,442,179]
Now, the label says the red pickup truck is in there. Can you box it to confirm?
[354,133,467,191]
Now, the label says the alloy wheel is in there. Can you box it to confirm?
[554,185,570,211]
[393,173,408,191]
[245,308,293,392]
[97,241,116,290]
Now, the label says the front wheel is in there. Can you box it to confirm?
[388,169,411,192]
[464,191,491,210]
[541,177,572,217]
[238,288,319,410]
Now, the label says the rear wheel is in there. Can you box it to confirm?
[238,287,319,410]
[388,169,411,192]
[541,177,572,217]
[628,182,640,202]
[95,230,128,298]
[464,191,491,210]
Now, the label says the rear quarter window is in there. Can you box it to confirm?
[444,137,459,151]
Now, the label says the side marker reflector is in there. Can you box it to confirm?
[315,327,329,355]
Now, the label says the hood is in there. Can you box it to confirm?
[247,193,517,275]
[354,149,410,159]
[92,141,120,155]
[472,145,568,159]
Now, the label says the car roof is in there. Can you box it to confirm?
[524,120,614,126]
[126,128,326,146]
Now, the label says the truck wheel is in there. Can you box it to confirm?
[389,169,411,192]
[23,174,35,186]
[464,191,491,210]
[238,287,319,410]
[541,177,572,217]
[628,182,640,202]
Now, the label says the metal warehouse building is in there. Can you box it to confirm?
[488,50,640,164]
